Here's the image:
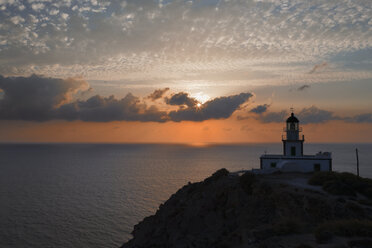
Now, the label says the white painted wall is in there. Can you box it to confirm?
[284,141,303,156]
[261,158,331,172]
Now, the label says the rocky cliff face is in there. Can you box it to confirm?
[122,169,372,248]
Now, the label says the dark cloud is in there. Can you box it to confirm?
[250,104,270,114]
[165,92,198,107]
[168,93,253,122]
[296,106,335,124]
[344,113,372,123]
[309,62,328,74]
[0,75,253,123]
[297,84,310,91]
[246,105,372,124]
[259,111,288,123]
[56,94,168,122]
[0,74,88,121]
[3,75,370,124]
[249,106,334,124]
[147,88,169,101]
[237,107,287,123]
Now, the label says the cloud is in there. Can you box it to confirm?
[246,105,372,124]
[0,75,253,123]
[80,87,93,96]
[248,106,335,124]
[0,74,89,121]
[49,9,59,16]
[10,16,25,25]
[296,106,335,124]
[309,62,328,74]
[1,75,370,124]
[165,92,198,107]
[1,0,371,85]
[250,104,270,114]
[258,111,289,123]
[57,94,168,122]
[62,91,253,122]
[147,88,169,101]
[297,84,310,91]
[61,13,69,20]
[344,113,372,123]
[31,3,45,11]
[168,93,253,122]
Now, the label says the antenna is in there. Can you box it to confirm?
[356,148,359,177]
[290,106,294,113]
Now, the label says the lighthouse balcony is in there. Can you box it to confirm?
[282,134,304,141]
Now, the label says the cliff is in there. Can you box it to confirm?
[122,169,372,248]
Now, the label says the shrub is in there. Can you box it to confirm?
[345,202,364,215]
[347,239,372,247]
[322,180,356,196]
[308,171,372,199]
[204,168,229,184]
[256,182,273,195]
[315,219,372,244]
[212,168,229,178]
[308,171,338,186]
[295,245,313,248]
[332,219,372,237]
[239,172,256,194]
[314,228,333,244]
[358,199,372,206]
[274,218,302,235]
[361,187,372,199]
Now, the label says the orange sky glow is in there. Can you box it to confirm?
[1,119,371,144]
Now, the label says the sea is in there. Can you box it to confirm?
[0,143,371,248]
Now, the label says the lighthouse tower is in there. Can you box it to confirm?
[282,111,304,157]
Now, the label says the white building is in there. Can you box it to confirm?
[260,112,332,172]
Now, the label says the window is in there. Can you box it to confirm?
[270,162,276,168]
[291,146,296,156]
[288,122,298,131]
[314,164,321,171]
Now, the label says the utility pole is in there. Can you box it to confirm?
[356,148,359,177]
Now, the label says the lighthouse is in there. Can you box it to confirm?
[282,112,304,157]
[260,111,332,173]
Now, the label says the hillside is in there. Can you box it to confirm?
[121,169,372,248]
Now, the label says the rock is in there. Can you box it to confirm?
[121,170,372,248]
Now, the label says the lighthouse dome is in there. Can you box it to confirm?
[286,113,299,123]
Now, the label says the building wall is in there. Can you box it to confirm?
[283,141,303,156]
[261,157,331,172]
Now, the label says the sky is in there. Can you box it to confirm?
[0,0,371,143]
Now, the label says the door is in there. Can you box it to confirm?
[291,146,296,156]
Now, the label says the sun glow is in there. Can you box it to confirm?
[192,92,210,104]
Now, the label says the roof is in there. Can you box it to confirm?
[260,153,332,159]
[286,113,299,123]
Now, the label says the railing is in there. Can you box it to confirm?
[282,134,305,141]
